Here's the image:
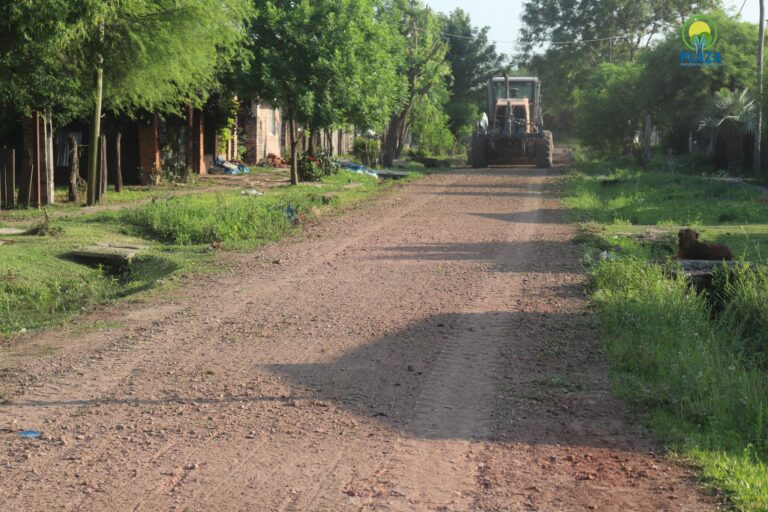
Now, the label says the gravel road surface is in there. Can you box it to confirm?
[0,168,716,511]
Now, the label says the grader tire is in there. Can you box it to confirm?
[536,131,554,169]
[470,135,489,168]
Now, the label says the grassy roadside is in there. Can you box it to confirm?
[0,170,415,337]
[0,184,202,223]
[564,156,768,510]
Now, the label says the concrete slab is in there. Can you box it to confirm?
[0,228,25,235]
[67,243,148,270]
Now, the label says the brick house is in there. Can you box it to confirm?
[138,109,205,184]
[303,127,354,156]
[242,100,283,165]
[17,107,207,197]
[11,101,354,207]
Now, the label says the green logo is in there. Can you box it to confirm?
[681,15,718,52]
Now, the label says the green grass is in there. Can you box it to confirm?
[0,221,206,335]
[108,171,383,247]
[0,170,405,336]
[566,157,768,510]
[0,184,202,222]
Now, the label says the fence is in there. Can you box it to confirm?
[0,148,15,209]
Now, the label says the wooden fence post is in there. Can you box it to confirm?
[68,135,79,203]
[0,149,5,209]
[9,149,16,209]
[33,111,41,207]
[99,134,108,200]
[0,148,13,209]
[17,149,32,207]
[115,132,123,193]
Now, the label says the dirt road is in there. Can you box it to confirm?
[0,168,716,511]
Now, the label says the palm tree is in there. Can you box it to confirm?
[698,88,757,172]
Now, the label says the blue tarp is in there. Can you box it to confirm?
[337,160,379,178]
[211,156,251,175]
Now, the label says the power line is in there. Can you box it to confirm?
[737,0,748,16]
[440,31,628,47]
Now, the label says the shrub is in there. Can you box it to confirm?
[298,151,338,182]
[161,161,196,185]
[27,209,63,237]
[122,193,293,245]
[352,137,379,167]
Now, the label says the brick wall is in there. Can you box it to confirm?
[243,101,283,164]
[137,114,160,184]
[244,113,258,163]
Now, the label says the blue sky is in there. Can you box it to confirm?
[424,0,762,58]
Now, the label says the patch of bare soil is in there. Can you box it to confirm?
[0,168,717,511]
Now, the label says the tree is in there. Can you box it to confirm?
[410,79,454,156]
[519,0,719,64]
[517,0,719,132]
[380,0,450,167]
[0,1,86,125]
[440,9,505,143]
[635,13,758,150]
[698,88,756,171]
[1,0,252,204]
[243,0,401,184]
[575,62,643,153]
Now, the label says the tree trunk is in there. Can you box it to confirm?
[43,109,54,205]
[33,111,41,207]
[288,116,300,185]
[68,135,79,203]
[99,134,107,199]
[756,0,765,179]
[325,129,334,155]
[3,148,15,209]
[642,114,652,171]
[186,104,194,171]
[726,128,742,172]
[87,64,103,205]
[383,108,411,168]
[115,132,123,193]
[383,115,403,168]
[18,149,32,207]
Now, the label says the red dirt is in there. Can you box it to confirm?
[0,167,717,511]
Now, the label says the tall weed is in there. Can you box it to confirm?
[591,259,768,508]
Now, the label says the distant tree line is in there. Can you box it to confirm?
[0,0,505,192]
[516,1,763,175]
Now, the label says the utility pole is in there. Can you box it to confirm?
[756,0,765,179]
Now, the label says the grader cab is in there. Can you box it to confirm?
[469,75,553,168]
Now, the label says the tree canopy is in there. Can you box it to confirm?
[0,0,252,122]
[516,0,720,133]
[240,0,403,182]
[380,0,451,166]
[440,9,506,143]
[571,12,759,154]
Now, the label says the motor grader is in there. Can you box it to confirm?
[469,75,553,168]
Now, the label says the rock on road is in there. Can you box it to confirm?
[0,168,716,511]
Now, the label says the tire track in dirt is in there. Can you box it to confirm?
[0,168,717,511]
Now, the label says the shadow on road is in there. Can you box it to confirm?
[373,241,575,273]
[265,309,641,451]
